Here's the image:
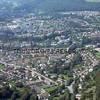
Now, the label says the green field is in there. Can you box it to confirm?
[45,86,58,94]
[0,63,5,70]
[95,52,100,59]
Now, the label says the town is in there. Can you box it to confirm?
[0,11,100,100]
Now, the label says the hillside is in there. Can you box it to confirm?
[15,0,100,12]
[0,0,100,18]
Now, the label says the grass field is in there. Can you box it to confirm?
[95,52,100,59]
[0,63,5,70]
[45,86,58,94]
